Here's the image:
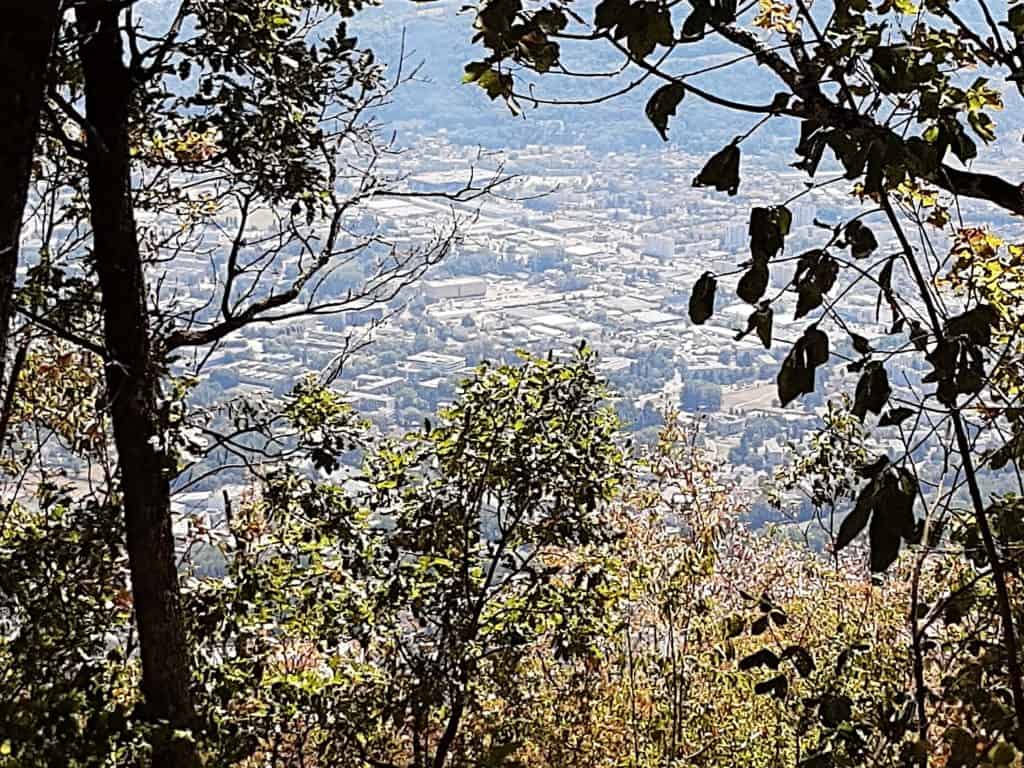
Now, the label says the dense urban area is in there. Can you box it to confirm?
[21,1,1015,528]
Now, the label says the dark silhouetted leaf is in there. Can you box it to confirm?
[777,327,829,407]
[480,741,521,768]
[845,220,878,259]
[737,262,769,304]
[909,320,929,351]
[820,694,853,728]
[749,205,791,260]
[689,271,717,324]
[680,3,709,38]
[867,467,917,572]
[944,304,999,347]
[754,306,774,348]
[870,512,902,572]
[794,252,839,320]
[782,645,816,677]
[946,727,976,768]
[878,258,895,294]
[594,0,629,29]
[943,589,974,625]
[725,614,746,638]
[798,752,835,768]
[736,303,773,348]
[852,361,891,421]
[751,615,770,635]
[711,0,738,23]
[836,497,871,551]
[795,282,823,319]
[755,674,789,699]
[693,142,740,195]
[849,333,870,355]
[857,455,890,479]
[879,407,915,427]
[645,82,686,140]
[739,648,780,670]
[794,120,827,176]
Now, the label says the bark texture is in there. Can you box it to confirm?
[75,3,200,765]
[0,1,62,389]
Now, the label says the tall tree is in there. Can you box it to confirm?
[0,1,62,418]
[7,2,503,763]
[74,4,199,764]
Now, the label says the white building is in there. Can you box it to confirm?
[641,234,675,259]
[422,277,487,301]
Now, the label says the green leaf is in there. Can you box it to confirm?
[693,142,741,195]
[969,110,997,143]
[462,61,490,84]
[645,82,686,141]
[476,68,514,100]
[689,271,717,324]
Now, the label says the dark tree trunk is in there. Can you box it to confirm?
[74,4,200,766]
[0,1,62,392]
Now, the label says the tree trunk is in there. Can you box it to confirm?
[75,3,200,766]
[0,1,62,398]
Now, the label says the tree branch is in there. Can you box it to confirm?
[15,304,107,359]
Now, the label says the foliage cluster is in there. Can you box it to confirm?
[0,351,1008,768]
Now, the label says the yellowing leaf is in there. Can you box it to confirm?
[754,0,796,33]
